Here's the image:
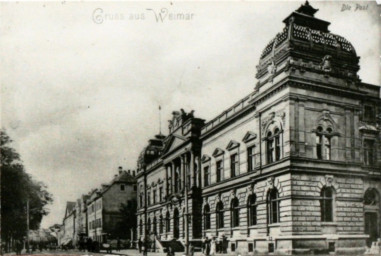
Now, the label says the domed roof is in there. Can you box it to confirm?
[256,1,359,79]
[137,134,165,168]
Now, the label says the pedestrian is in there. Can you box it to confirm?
[210,237,216,256]
[205,237,210,256]
[167,246,174,256]
[138,237,142,253]
[201,237,205,255]
[189,243,194,256]
[222,235,227,254]
[87,237,93,252]
[117,237,121,252]
[15,240,22,255]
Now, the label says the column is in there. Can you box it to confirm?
[165,165,169,196]
[180,156,185,193]
[171,161,175,193]
[190,151,195,188]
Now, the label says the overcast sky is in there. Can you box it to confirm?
[1,1,380,228]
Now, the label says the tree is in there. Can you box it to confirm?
[112,200,137,240]
[1,130,53,251]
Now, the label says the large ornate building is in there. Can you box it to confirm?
[136,2,380,254]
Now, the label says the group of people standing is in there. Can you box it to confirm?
[202,236,228,256]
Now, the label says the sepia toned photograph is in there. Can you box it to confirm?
[1,1,380,255]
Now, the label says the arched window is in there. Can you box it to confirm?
[364,189,378,206]
[267,188,279,224]
[153,216,157,235]
[166,212,170,232]
[320,186,333,222]
[159,214,164,234]
[267,132,274,164]
[173,208,180,239]
[216,201,224,229]
[204,204,211,230]
[274,128,281,161]
[248,194,257,226]
[231,198,240,227]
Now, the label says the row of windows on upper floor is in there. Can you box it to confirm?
[138,133,377,208]
[203,128,377,187]
[89,218,102,230]
[88,201,102,214]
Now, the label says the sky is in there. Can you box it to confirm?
[1,1,380,228]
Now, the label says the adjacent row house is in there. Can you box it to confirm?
[59,167,137,247]
[136,2,381,255]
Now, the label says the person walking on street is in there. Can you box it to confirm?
[210,237,216,256]
[189,243,194,256]
[138,237,142,253]
[117,237,121,252]
[205,237,210,256]
[167,246,174,256]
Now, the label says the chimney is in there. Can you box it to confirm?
[118,166,123,175]
[128,169,131,174]
[133,171,136,177]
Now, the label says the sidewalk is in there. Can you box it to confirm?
[99,249,204,256]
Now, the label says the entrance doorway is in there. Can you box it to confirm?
[364,212,379,247]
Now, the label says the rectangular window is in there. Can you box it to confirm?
[364,140,375,166]
[364,106,374,120]
[324,137,331,160]
[230,154,238,178]
[147,191,151,206]
[159,187,163,202]
[120,184,125,191]
[204,166,210,187]
[133,185,137,191]
[267,140,274,164]
[316,135,323,159]
[216,160,223,182]
[153,190,157,204]
[247,146,255,172]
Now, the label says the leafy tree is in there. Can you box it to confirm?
[1,130,53,251]
[111,200,137,240]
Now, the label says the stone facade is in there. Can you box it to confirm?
[136,2,381,254]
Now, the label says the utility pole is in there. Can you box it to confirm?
[26,199,30,253]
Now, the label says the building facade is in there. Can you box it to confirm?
[136,111,205,251]
[87,167,137,243]
[60,202,76,248]
[136,2,380,254]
